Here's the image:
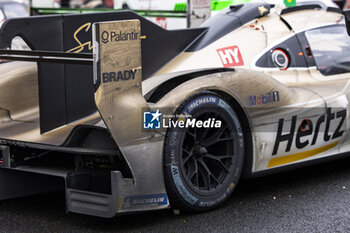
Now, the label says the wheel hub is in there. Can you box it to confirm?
[180,111,236,195]
[194,144,208,158]
[198,146,207,155]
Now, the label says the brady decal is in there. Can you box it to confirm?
[217,46,244,67]
[249,91,279,106]
[102,69,138,83]
[272,108,346,155]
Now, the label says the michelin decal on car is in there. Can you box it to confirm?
[120,194,168,210]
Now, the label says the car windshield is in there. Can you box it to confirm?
[305,25,350,76]
[3,3,28,19]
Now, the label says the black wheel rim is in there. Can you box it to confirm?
[179,109,236,196]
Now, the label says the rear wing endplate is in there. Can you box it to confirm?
[93,20,149,147]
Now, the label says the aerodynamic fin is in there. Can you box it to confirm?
[93,19,149,147]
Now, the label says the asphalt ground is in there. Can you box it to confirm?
[1,156,350,233]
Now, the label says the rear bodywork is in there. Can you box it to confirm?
[0,3,348,217]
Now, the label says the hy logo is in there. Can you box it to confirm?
[217,45,244,67]
[143,110,162,129]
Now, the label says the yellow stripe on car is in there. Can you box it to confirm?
[267,141,339,168]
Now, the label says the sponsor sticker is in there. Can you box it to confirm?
[102,69,138,83]
[101,29,139,44]
[217,46,244,67]
[249,91,279,106]
[272,107,346,155]
[121,193,168,210]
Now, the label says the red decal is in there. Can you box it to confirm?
[300,119,311,132]
[156,17,167,29]
[257,97,262,105]
[217,46,244,67]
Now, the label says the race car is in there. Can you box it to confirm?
[0,2,348,218]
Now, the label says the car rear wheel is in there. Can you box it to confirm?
[163,91,245,212]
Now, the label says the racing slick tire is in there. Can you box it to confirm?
[163,91,245,212]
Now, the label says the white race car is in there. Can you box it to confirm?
[0,2,348,218]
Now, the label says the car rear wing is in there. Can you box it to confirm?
[31,7,186,18]
[0,11,206,133]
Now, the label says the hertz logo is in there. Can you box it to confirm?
[272,108,346,155]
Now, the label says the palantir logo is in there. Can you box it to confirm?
[143,110,162,129]
[101,31,109,44]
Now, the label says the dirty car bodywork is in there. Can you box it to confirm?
[0,3,348,217]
